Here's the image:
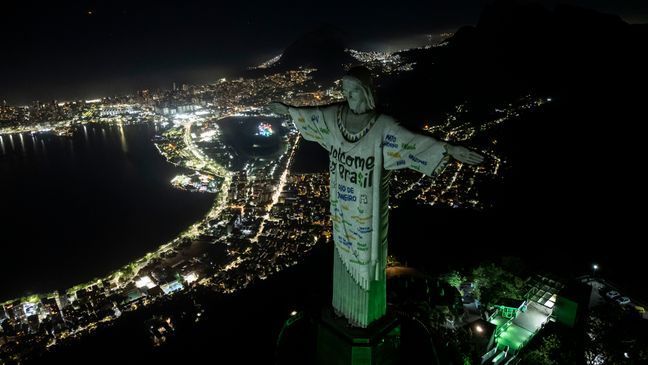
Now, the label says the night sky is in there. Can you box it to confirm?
[1,0,646,104]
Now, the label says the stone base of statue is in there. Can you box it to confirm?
[316,307,401,365]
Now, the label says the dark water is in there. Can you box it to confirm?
[215,116,287,170]
[214,115,329,173]
[0,124,215,301]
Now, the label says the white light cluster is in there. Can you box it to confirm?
[135,276,157,289]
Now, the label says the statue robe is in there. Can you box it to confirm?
[288,103,449,327]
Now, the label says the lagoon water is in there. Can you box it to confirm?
[214,116,287,170]
[0,124,215,301]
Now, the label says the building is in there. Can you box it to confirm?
[477,275,572,364]
[41,296,63,322]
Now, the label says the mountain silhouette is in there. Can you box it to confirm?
[245,24,356,81]
[378,0,647,123]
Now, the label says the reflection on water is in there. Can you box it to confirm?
[19,133,26,156]
[0,123,215,300]
[118,124,129,153]
[2,124,136,158]
[31,134,37,154]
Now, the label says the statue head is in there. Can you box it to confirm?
[342,66,376,114]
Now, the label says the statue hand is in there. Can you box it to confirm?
[446,144,484,165]
[269,101,289,115]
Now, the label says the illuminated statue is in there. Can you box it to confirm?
[270,66,483,328]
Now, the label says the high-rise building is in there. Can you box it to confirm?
[41,296,62,321]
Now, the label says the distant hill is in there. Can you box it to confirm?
[382,0,647,123]
[244,24,356,82]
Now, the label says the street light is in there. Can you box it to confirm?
[592,264,599,278]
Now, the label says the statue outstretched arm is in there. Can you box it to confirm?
[382,119,483,176]
[268,101,339,116]
[269,101,338,150]
[445,144,484,165]
[268,101,291,115]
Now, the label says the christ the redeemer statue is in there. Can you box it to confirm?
[270,66,483,328]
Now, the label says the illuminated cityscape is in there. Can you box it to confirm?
[1,1,647,364]
[0,48,530,362]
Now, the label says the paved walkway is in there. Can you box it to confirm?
[490,303,551,353]
[461,295,482,324]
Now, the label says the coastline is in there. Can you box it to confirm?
[0,119,227,304]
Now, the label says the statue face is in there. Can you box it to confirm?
[342,79,369,114]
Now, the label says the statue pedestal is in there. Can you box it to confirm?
[316,308,400,365]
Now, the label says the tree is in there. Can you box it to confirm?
[445,270,466,290]
[471,262,525,307]
[522,334,561,365]
[584,302,647,364]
